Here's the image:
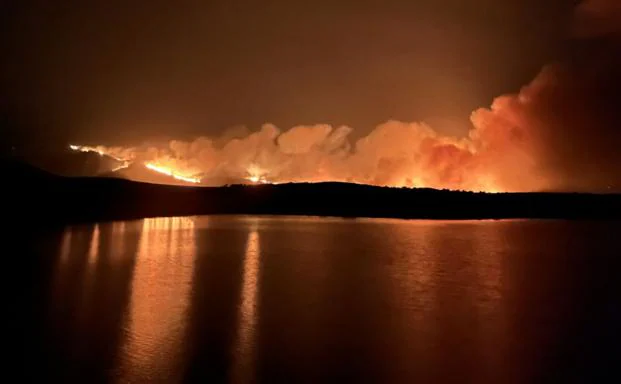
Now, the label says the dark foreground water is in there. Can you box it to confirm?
[12,216,621,383]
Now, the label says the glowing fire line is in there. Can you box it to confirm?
[70,144,202,184]
[144,163,202,184]
[111,162,131,172]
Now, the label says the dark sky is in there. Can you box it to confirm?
[1,0,578,146]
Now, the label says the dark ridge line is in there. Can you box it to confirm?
[4,158,621,225]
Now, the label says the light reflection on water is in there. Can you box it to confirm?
[87,224,100,266]
[42,217,619,383]
[59,227,72,265]
[231,228,261,384]
[116,217,197,383]
[48,217,199,383]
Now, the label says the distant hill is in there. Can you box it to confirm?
[1,156,57,181]
[9,147,119,177]
[5,158,621,224]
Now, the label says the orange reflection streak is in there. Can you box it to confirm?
[59,227,72,265]
[88,224,100,266]
[390,222,437,324]
[111,222,126,262]
[75,224,102,328]
[469,223,505,311]
[118,217,197,382]
[463,222,507,383]
[231,228,261,384]
[51,227,74,304]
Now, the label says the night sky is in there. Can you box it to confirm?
[2,0,579,146]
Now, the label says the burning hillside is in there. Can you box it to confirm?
[67,114,532,192]
[66,52,621,194]
[61,1,621,193]
[70,143,280,186]
[69,144,202,185]
[144,163,201,184]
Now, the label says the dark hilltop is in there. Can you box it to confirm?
[4,157,621,225]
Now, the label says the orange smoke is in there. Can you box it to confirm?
[65,76,612,192]
[67,112,535,192]
[66,90,549,192]
[65,0,621,193]
[69,65,612,193]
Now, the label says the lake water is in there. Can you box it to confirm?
[13,216,621,383]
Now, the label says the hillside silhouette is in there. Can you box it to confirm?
[4,158,621,224]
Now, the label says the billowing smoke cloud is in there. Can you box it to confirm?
[76,0,621,193]
[84,113,545,191]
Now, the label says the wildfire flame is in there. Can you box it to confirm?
[42,0,621,194]
[247,175,262,183]
[70,144,201,184]
[144,163,202,184]
[111,162,131,172]
[245,164,269,184]
[67,139,507,191]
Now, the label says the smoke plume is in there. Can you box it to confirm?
[74,0,621,193]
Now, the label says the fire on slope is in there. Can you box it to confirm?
[67,134,507,192]
[69,144,202,184]
[69,144,278,186]
[69,144,132,173]
[72,66,587,194]
[144,162,202,184]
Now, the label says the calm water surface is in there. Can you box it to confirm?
[14,216,621,383]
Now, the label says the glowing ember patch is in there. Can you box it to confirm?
[144,163,202,184]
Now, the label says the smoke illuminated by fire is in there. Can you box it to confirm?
[64,79,613,192]
[64,0,621,193]
[67,114,527,192]
[67,93,548,191]
[67,102,545,192]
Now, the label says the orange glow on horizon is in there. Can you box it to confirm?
[66,142,512,192]
[245,164,269,184]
